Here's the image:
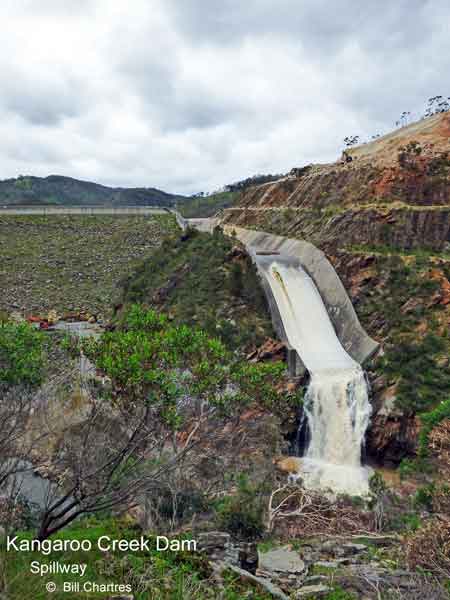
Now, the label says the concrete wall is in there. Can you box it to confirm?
[186,217,218,232]
[167,208,188,230]
[223,225,379,366]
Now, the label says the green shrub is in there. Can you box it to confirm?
[153,487,208,524]
[0,321,45,386]
[419,398,450,457]
[369,471,387,496]
[324,587,357,600]
[83,306,283,423]
[404,514,422,532]
[390,512,422,532]
[399,457,433,480]
[398,140,423,170]
[227,262,244,297]
[214,474,266,540]
[427,152,450,176]
[414,484,436,510]
[379,335,450,414]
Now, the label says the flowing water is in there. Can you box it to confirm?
[53,321,103,379]
[257,257,372,495]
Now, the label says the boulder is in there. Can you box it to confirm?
[258,546,306,575]
[295,584,331,598]
[247,338,286,362]
[341,543,368,555]
[197,531,231,550]
[197,532,258,569]
[224,564,290,600]
[313,560,340,569]
[375,384,400,417]
[239,542,259,574]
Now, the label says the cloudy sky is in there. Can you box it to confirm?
[0,0,449,194]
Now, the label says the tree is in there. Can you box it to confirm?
[397,140,423,171]
[34,306,284,539]
[0,385,37,490]
[424,95,450,118]
[343,135,360,148]
[35,389,165,539]
[0,322,48,503]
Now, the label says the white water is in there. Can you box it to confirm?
[258,258,372,495]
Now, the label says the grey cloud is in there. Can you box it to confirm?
[112,21,247,132]
[165,0,430,52]
[0,73,91,126]
[118,60,234,132]
[0,0,448,195]
[160,0,445,137]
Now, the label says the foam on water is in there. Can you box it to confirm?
[258,259,372,495]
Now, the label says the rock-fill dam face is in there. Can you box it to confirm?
[257,257,372,495]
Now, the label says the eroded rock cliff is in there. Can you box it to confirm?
[222,112,450,253]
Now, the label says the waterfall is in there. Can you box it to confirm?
[302,367,371,494]
[257,258,372,495]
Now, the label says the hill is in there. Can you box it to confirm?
[119,226,274,351]
[223,112,450,252]
[0,174,187,207]
[178,190,238,218]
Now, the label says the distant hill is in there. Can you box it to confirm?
[0,175,187,207]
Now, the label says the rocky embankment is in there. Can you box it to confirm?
[0,214,177,319]
[196,530,446,599]
[222,112,450,253]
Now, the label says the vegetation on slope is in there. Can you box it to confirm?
[178,190,238,218]
[2,243,450,598]
[17,305,281,540]
[225,172,284,192]
[84,304,282,417]
[120,226,275,351]
[343,252,450,415]
[328,246,450,480]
